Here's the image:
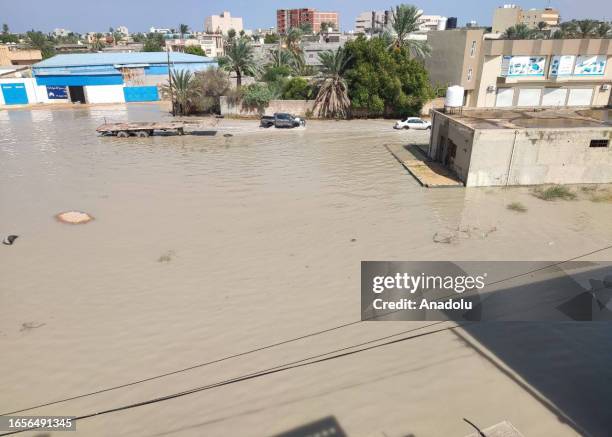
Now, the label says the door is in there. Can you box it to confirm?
[542,88,567,106]
[567,88,593,106]
[517,88,542,107]
[495,88,514,107]
[68,86,86,103]
[1,83,29,105]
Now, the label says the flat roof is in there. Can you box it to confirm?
[435,108,612,130]
[33,52,214,68]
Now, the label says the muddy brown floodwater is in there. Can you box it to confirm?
[1,104,612,437]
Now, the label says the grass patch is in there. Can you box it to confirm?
[507,201,527,212]
[589,190,612,203]
[531,185,576,201]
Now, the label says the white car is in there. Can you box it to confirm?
[394,117,431,130]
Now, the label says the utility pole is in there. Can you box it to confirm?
[167,47,175,116]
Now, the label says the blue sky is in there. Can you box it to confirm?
[4,0,610,33]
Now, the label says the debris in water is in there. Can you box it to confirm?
[158,250,175,263]
[223,133,233,138]
[20,322,46,332]
[56,211,94,224]
[351,238,357,242]
[2,235,18,245]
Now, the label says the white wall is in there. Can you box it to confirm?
[84,85,125,104]
[0,78,70,105]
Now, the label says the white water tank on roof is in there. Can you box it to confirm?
[444,85,464,108]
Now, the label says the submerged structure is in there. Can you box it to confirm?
[0,52,217,106]
[429,108,612,187]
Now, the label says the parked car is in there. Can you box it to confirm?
[394,117,431,130]
[260,113,306,128]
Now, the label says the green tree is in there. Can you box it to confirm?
[285,27,303,55]
[389,4,431,57]
[313,47,352,118]
[319,21,336,32]
[179,24,189,39]
[218,37,259,88]
[2,24,9,35]
[596,22,611,38]
[191,67,230,113]
[143,33,164,51]
[343,36,433,118]
[299,22,313,34]
[502,23,536,39]
[574,19,599,38]
[162,69,199,115]
[240,83,277,110]
[184,45,206,56]
[264,33,279,44]
[282,77,315,100]
[227,28,236,40]
[91,32,106,51]
[26,31,55,59]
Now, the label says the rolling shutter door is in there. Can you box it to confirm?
[567,88,593,106]
[495,88,514,107]
[517,88,542,107]
[541,88,567,106]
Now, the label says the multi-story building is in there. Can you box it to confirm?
[426,29,612,108]
[354,11,391,34]
[276,9,339,34]
[492,5,560,33]
[417,15,448,32]
[205,11,243,35]
[116,26,129,36]
[166,34,224,58]
[53,28,71,38]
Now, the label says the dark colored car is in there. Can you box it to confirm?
[260,113,306,128]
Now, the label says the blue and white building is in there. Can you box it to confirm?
[0,52,217,106]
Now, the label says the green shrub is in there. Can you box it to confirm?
[282,77,314,100]
[184,45,206,56]
[532,185,576,201]
[241,83,277,109]
[262,65,292,83]
[506,202,527,212]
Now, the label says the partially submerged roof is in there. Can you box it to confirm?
[434,108,612,130]
[33,52,215,68]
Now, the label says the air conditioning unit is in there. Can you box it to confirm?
[487,85,496,92]
[601,84,611,91]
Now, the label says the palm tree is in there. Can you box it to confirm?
[92,33,105,51]
[537,21,547,31]
[162,69,199,115]
[389,4,431,57]
[26,31,54,59]
[269,48,293,68]
[574,19,599,38]
[112,31,122,46]
[2,24,9,35]
[285,27,303,55]
[596,22,611,38]
[503,23,535,39]
[313,47,352,118]
[179,24,189,39]
[219,37,260,88]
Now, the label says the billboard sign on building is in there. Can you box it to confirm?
[549,55,575,76]
[573,55,606,76]
[502,56,546,77]
[46,85,68,99]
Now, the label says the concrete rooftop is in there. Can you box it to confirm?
[437,108,612,130]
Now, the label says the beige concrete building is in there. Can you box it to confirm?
[166,35,224,57]
[0,45,42,66]
[492,5,560,33]
[429,108,612,187]
[426,31,612,109]
[204,11,243,35]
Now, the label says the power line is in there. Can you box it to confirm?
[0,322,459,436]
[5,243,612,416]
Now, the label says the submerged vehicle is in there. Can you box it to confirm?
[260,113,306,128]
[394,117,431,130]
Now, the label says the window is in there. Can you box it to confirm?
[590,139,609,148]
[467,68,473,81]
[469,41,476,57]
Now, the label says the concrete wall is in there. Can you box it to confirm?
[429,110,475,182]
[220,97,315,117]
[84,85,125,104]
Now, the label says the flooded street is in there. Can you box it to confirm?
[2,104,612,436]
